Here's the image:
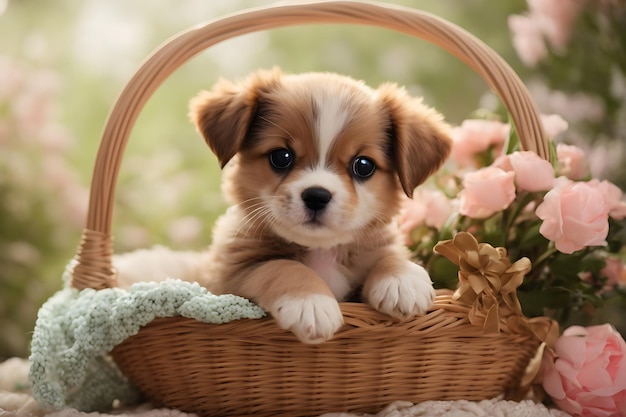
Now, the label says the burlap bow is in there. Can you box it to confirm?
[434,232,559,396]
[434,232,558,338]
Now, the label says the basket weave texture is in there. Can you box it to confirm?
[68,1,558,416]
[111,302,546,417]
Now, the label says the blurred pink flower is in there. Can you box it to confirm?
[527,0,583,51]
[509,0,583,67]
[529,82,606,124]
[543,324,626,417]
[450,119,509,167]
[400,189,455,240]
[508,14,549,67]
[13,70,61,136]
[557,143,590,180]
[587,141,624,181]
[508,151,555,192]
[588,179,626,221]
[601,258,625,291]
[0,57,24,99]
[536,177,609,254]
[39,124,74,153]
[491,154,514,172]
[41,155,88,227]
[540,113,568,138]
[459,167,516,219]
[583,257,626,294]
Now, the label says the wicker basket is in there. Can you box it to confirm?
[69,2,557,416]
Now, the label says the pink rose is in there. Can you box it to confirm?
[543,324,626,417]
[589,179,626,221]
[508,151,555,192]
[459,167,516,219]
[536,177,609,254]
[400,189,454,237]
[450,120,510,167]
[557,143,589,180]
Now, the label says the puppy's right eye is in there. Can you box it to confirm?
[269,148,294,170]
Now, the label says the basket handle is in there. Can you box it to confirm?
[71,0,549,290]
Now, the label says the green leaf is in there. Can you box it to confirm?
[518,288,571,317]
[578,253,607,275]
[429,255,460,290]
[548,140,559,171]
[503,114,520,155]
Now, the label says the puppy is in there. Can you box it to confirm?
[186,68,452,344]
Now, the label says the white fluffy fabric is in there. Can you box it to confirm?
[1,358,572,417]
[113,246,205,289]
[321,399,572,417]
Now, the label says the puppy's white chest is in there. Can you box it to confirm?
[303,248,352,301]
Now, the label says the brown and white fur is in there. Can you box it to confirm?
[115,68,451,344]
[186,68,452,343]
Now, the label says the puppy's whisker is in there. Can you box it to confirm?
[233,197,268,212]
[235,204,268,231]
[241,200,282,240]
[248,209,276,239]
[259,212,280,239]
[237,205,274,238]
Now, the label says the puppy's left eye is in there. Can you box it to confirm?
[269,148,295,170]
[351,156,376,179]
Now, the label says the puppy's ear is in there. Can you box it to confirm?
[377,83,452,198]
[189,68,282,168]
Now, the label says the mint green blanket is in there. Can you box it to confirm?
[28,267,266,412]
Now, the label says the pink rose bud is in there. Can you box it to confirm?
[459,167,516,219]
[543,324,626,417]
[536,177,609,254]
[557,143,589,180]
[509,151,555,192]
[450,119,510,167]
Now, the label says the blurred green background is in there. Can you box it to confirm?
[1,0,624,359]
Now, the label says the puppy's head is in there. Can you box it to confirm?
[190,68,451,248]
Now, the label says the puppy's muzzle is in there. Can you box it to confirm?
[301,187,332,212]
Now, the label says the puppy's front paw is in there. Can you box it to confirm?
[271,294,344,344]
[365,262,435,320]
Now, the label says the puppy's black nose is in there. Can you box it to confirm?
[301,187,332,211]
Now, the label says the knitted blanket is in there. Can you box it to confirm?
[28,277,265,412]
